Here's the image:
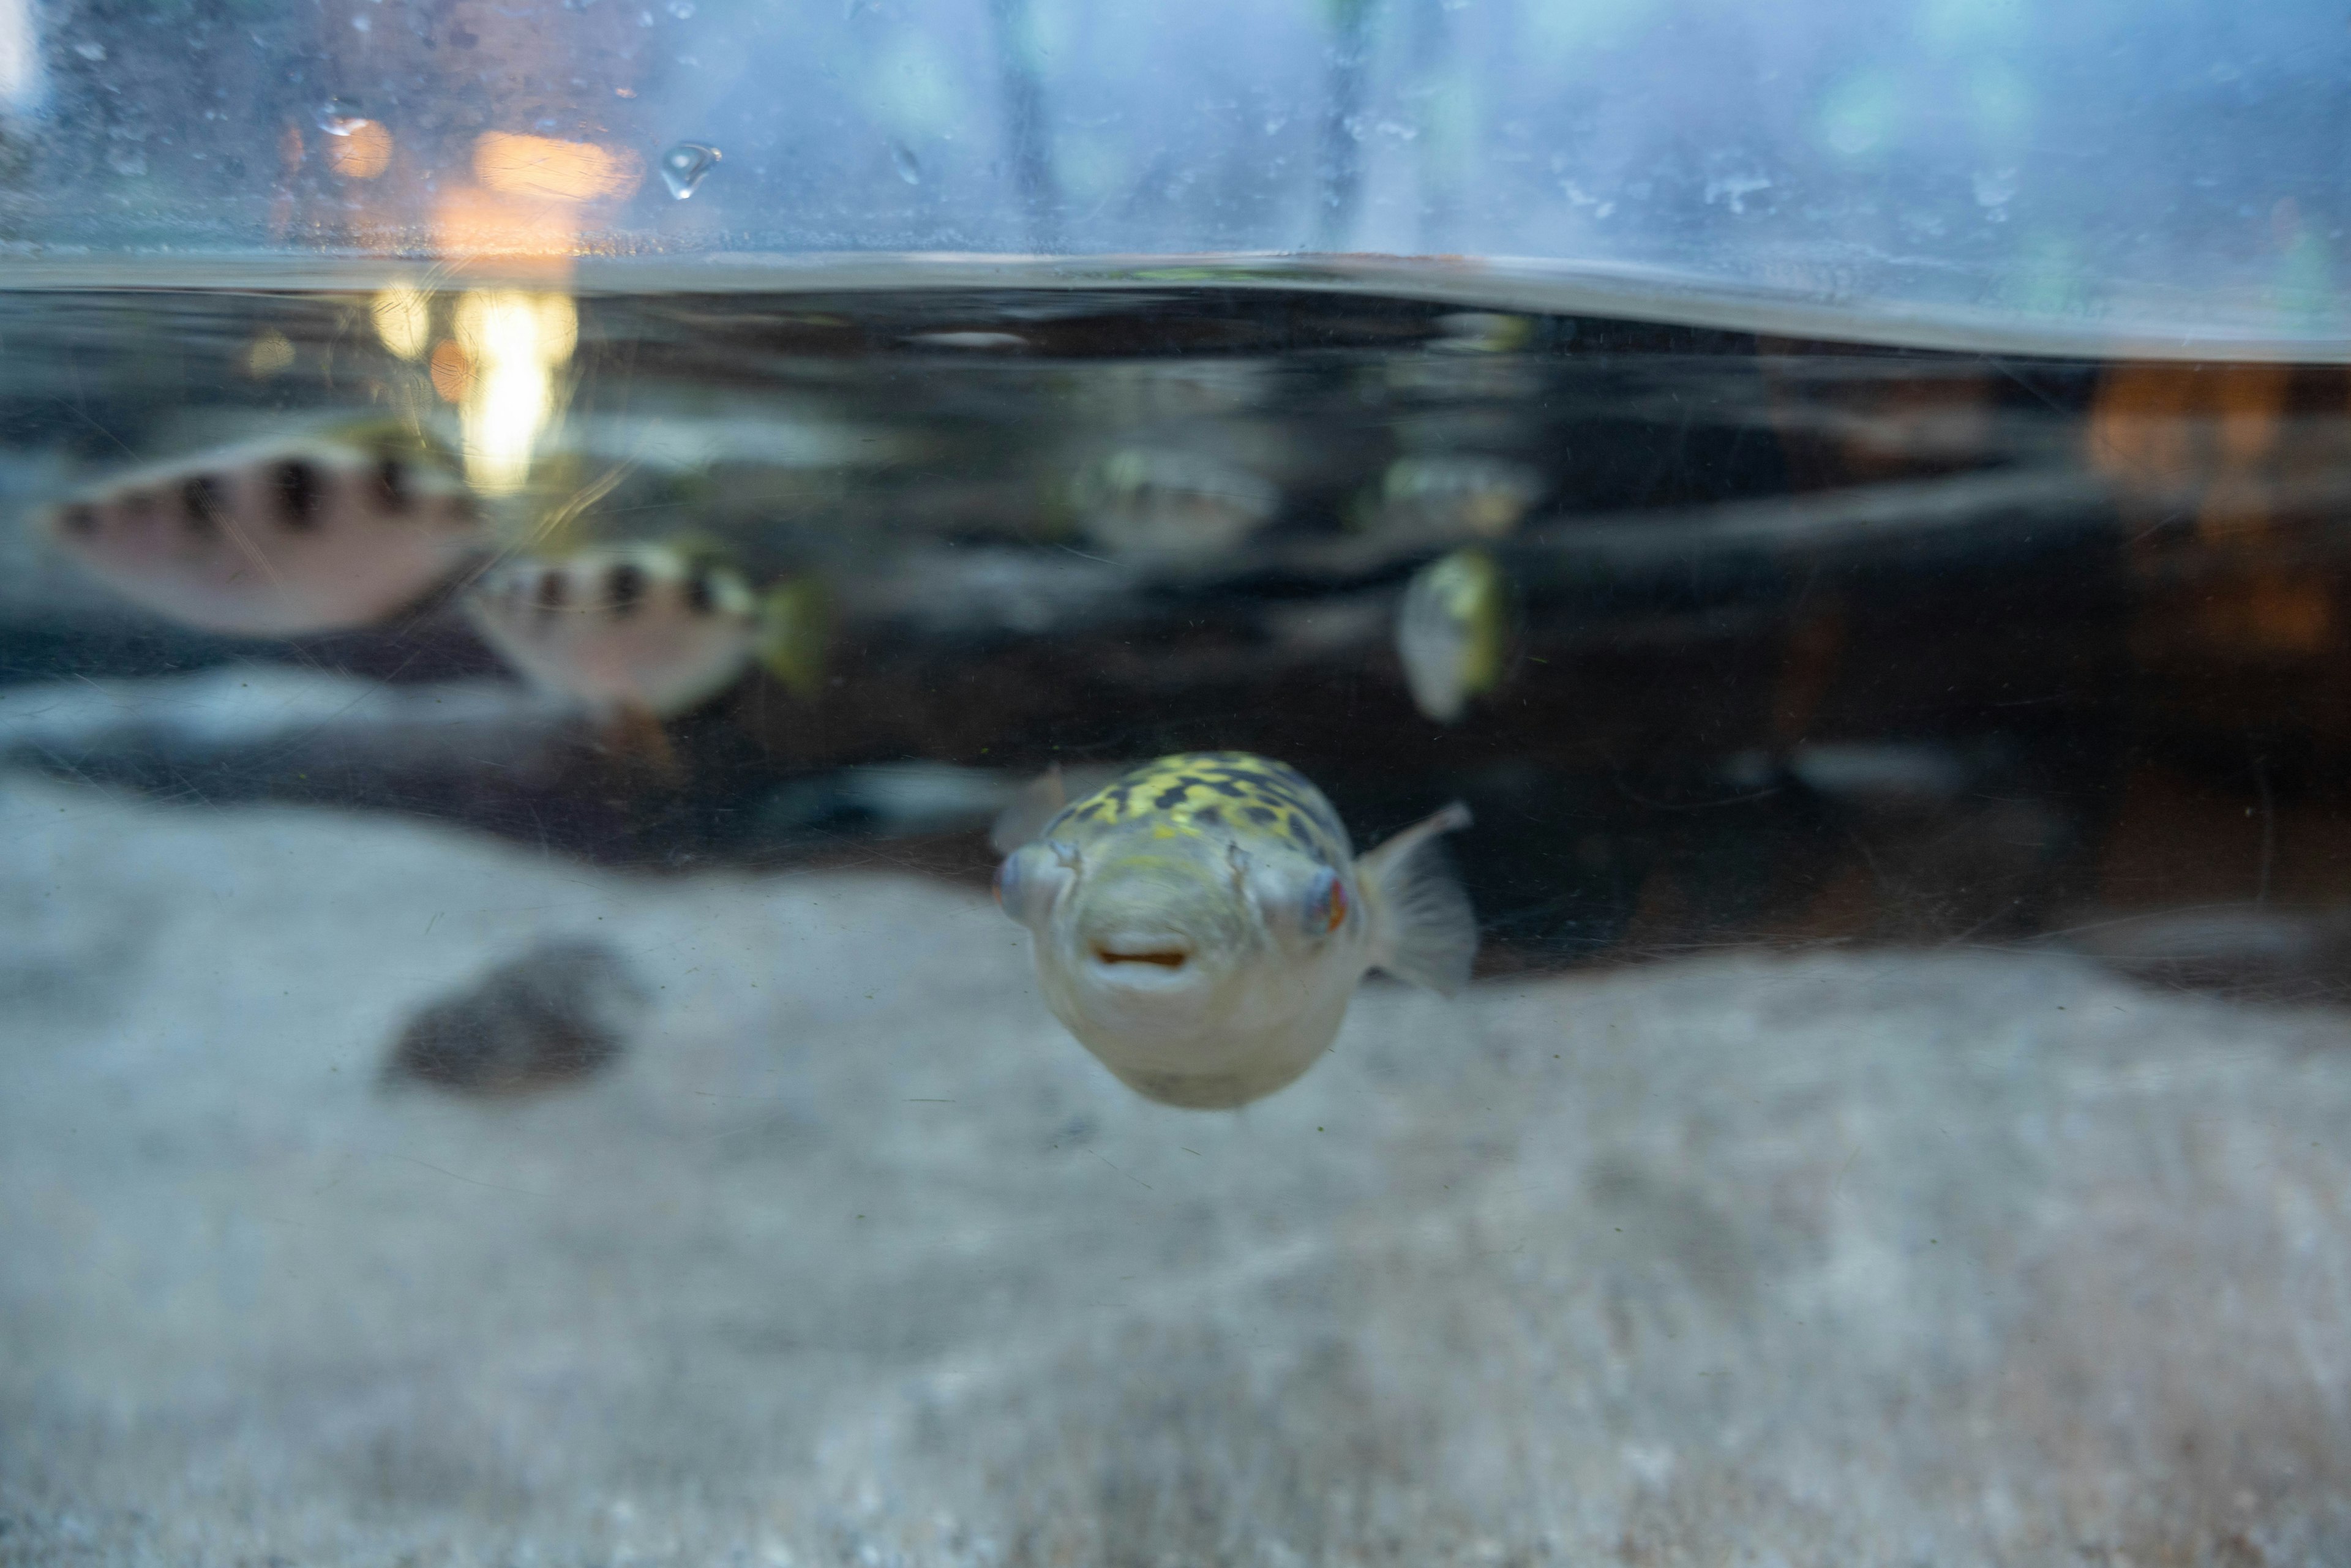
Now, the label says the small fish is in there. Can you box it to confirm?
[992,751,1476,1109]
[39,424,481,636]
[462,542,828,723]
[1430,311,1535,354]
[1396,547,1510,724]
[1370,454,1543,542]
[1068,449,1280,565]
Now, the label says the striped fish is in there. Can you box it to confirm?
[462,541,826,723]
[40,423,481,636]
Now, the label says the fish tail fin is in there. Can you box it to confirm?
[1357,801,1477,996]
[756,576,832,700]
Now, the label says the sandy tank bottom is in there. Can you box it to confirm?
[2,768,2349,1566]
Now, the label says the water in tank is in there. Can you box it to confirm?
[4,2,2351,1563]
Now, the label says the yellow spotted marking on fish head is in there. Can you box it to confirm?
[1045,751,1353,870]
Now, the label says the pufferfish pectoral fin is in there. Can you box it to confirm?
[1357,801,1478,996]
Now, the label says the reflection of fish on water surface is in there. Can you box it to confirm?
[38,422,483,637]
[1067,449,1281,564]
[992,751,1476,1109]
[462,541,830,763]
[1368,453,1545,544]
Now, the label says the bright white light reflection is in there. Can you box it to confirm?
[372,287,431,361]
[453,291,576,495]
[0,0,45,113]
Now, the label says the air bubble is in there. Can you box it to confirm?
[890,140,921,186]
[1973,168,2019,211]
[315,99,369,137]
[658,141,721,200]
[666,0,695,15]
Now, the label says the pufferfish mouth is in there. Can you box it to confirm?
[1089,936,1195,970]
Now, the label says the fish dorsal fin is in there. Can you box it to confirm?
[989,765,1070,855]
[1355,801,1477,996]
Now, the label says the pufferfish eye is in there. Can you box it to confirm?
[994,840,1077,928]
[1302,868,1348,936]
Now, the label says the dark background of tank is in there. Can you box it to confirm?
[6,285,2350,988]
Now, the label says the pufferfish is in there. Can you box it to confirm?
[39,422,482,637]
[992,752,1477,1109]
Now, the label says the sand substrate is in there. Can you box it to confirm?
[3,770,2349,1566]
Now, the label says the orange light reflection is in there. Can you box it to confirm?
[473,132,642,204]
[325,120,394,180]
[431,182,581,266]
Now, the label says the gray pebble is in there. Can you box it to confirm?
[384,938,649,1093]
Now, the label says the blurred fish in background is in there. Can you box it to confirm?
[1395,546,1510,723]
[462,541,829,763]
[1363,452,1544,544]
[39,422,481,636]
[1068,449,1281,565]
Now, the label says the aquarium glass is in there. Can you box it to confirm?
[4,3,2351,1565]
